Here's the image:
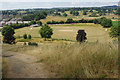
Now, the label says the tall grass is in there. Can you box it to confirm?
[36,42,118,78]
[2,58,9,78]
[2,41,118,78]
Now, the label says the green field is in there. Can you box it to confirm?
[41,11,118,24]
[15,23,112,43]
[112,21,119,26]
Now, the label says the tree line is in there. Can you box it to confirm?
[47,18,94,24]
[7,20,42,29]
[22,12,47,21]
[47,17,112,28]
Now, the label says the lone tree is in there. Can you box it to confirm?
[39,24,53,40]
[28,34,32,39]
[2,26,15,44]
[76,30,87,42]
[23,34,27,39]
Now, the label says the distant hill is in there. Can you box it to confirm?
[102,5,118,8]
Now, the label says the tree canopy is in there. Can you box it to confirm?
[2,26,15,44]
[109,22,120,38]
[39,24,53,39]
[76,30,87,42]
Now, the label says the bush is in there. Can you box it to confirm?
[23,34,27,39]
[28,34,32,39]
[28,42,38,46]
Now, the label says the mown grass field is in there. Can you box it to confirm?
[15,23,112,43]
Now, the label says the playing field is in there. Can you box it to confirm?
[15,23,112,43]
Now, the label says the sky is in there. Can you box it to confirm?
[0,0,119,10]
[0,0,120,2]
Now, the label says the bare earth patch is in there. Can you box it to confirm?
[2,51,55,78]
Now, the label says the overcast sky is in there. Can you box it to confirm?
[0,0,119,10]
[1,0,120,2]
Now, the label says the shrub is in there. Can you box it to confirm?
[23,34,27,39]
[28,34,32,39]
[28,42,38,46]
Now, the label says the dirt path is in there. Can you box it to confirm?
[2,51,55,78]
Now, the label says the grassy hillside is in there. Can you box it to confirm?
[2,41,118,78]
[40,11,118,24]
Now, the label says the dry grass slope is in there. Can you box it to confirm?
[36,42,118,78]
[2,40,118,78]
